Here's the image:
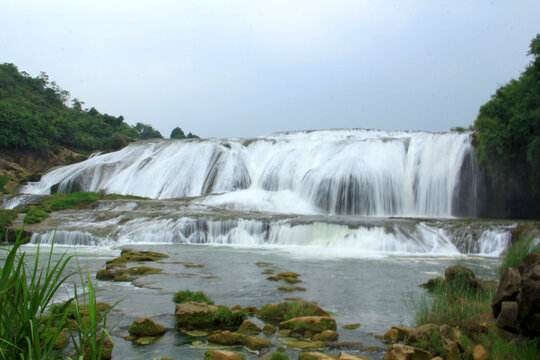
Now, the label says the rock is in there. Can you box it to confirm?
[134,336,160,345]
[404,324,438,345]
[245,306,258,315]
[391,326,412,341]
[496,301,519,333]
[277,272,300,278]
[517,253,540,337]
[279,329,292,336]
[341,323,361,330]
[263,324,277,335]
[492,267,521,318]
[175,302,211,329]
[444,265,480,290]
[338,352,370,360]
[258,301,329,321]
[382,344,432,360]
[287,341,327,350]
[278,286,307,292]
[53,328,70,349]
[237,320,262,335]
[208,331,245,345]
[313,330,339,342]
[128,317,166,338]
[382,329,399,344]
[231,305,243,311]
[96,269,115,280]
[204,350,246,360]
[472,344,488,360]
[279,316,337,334]
[299,352,338,360]
[244,336,273,350]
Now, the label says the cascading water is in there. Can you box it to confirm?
[22,130,480,218]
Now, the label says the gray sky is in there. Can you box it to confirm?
[2,1,539,138]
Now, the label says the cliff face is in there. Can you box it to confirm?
[0,147,86,194]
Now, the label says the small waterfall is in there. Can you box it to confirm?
[22,130,480,218]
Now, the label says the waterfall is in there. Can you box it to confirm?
[22,129,480,217]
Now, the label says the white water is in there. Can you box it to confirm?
[22,130,479,217]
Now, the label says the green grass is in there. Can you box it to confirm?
[499,233,539,277]
[24,207,50,224]
[173,290,214,305]
[270,352,290,360]
[0,175,11,193]
[0,230,114,359]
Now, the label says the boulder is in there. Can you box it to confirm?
[491,267,521,318]
[128,317,166,338]
[341,323,361,330]
[244,336,273,351]
[382,329,399,344]
[391,326,412,341]
[204,350,246,360]
[517,253,540,336]
[208,331,245,345]
[404,324,438,345]
[472,345,488,360]
[382,344,432,360]
[299,352,338,360]
[313,330,339,342]
[279,316,337,334]
[496,301,519,333]
[263,324,277,335]
[175,302,211,329]
[338,352,370,360]
[238,320,262,335]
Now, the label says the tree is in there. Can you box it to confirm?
[170,127,186,139]
[473,33,540,219]
[134,122,163,140]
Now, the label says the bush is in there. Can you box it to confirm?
[173,290,214,305]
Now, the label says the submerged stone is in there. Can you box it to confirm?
[208,331,245,345]
[341,323,361,330]
[129,317,166,338]
[237,320,262,335]
[299,352,338,360]
[244,336,273,351]
[279,316,337,334]
[204,350,246,360]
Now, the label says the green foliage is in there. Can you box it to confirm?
[414,272,493,328]
[170,127,186,139]
[41,192,99,211]
[0,63,131,153]
[0,209,17,240]
[24,208,50,224]
[473,34,540,218]
[173,290,214,305]
[134,122,163,140]
[483,333,540,360]
[0,175,11,193]
[0,231,113,359]
[499,231,539,277]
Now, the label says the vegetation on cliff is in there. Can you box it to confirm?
[473,34,540,218]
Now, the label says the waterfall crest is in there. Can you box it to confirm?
[22,129,480,217]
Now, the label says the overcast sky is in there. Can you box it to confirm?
[2,1,539,138]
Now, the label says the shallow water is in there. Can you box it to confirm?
[5,244,499,360]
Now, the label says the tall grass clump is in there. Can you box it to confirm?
[0,230,113,359]
[499,231,539,277]
[173,290,214,304]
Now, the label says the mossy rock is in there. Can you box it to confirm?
[244,336,273,351]
[282,277,302,284]
[134,336,160,345]
[258,301,329,321]
[279,317,337,334]
[341,323,361,330]
[287,341,326,350]
[125,266,163,276]
[312,330,339,342]
[277,272,300,278]
[278,286,306,292]
[129,317,166,338]
[184,263,204,268]
[204,350,246,360]
[175,302,247,330]
[263,324,277,336]
[299,353,338,360]
[237,320,262,335]
[267,276,281,281]
[208,331,245,345]
[262,269,275,274]
[256,262,273,267]
[96,269,116,280]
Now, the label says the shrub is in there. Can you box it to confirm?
[173,290,214,305]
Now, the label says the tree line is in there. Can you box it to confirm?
[0,63,198,154]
